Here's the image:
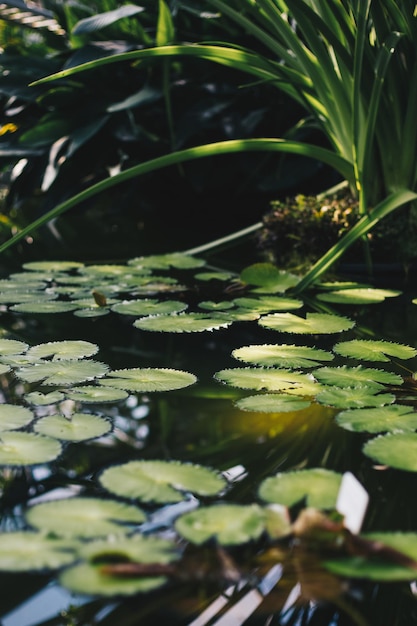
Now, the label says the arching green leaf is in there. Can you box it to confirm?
[363,433,417,471]
[235,393,311,413]
[99,368,196,392]
[259,468,342,509]
[232,344,334,368]
[259,312,355,334]
[0,533,78,572]
[334,339,417,362]
[175,504,265,545]
[0,404,34,431]
[0,431,62,466]
[133,313,232,333]
[34,413,112,441]
[100,460,226,503]
[336,405,417,433]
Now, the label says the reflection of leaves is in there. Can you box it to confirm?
[100,460,226,503]
[99,368,196,392]
[16,360,109,385]
[259,468,342,509]
[259,312,355,334]
[334,339,417,362]
[232,344,334,368]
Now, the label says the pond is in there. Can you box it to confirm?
[0,247,417,626]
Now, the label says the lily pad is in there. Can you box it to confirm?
[198,301,235,311]
[0,532,78,571]
[313,366,403,389]
[233,296,303,313]
[25,497,146,538]
[10,301,78,314]
[79,534,179,564]
[0,364,9,375]
[99,460,226,503]
[214,367,318,394]
[363,433,417,471]
[259,468,342,509]
[23,260,84,272]
[316,386,395,409]
[259,312,355,334]
[0,291,57,305]
[0,404,34,431]
[0,338,29,355]
[232,344,334,369]
[65,385,128,403]
[336,405,417,433]
[334,339,417,362]
[128,252,205,270]
[26,340,99,361]
[235,394,311,413]
[175,504,266,545]
[34,412,112,441]
[111,299,187,316]
[59,562,166,596]
[316,288,401,304]
[99,368,196,392]
[24,391,66,405]
[240,264,298,293]
[133,313,232,333]
[15,360,109,386]
[0,431,62,466]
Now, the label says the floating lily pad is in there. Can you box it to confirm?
[175,504,265,545]
[23,260,84,272]
[15,360,109,386]
[26,340,99,361]
[235,394,311,413]
[316,288,401,304]
[198,301,235,311]
[232,344,334,369]
[240,264,298,293]
[128,252,205,270]
[99,368,196,392]
[363,433,417,471]
[233,296,303,313]
[74,308,110,318]
[111,299,187,316]
[65,385,128,403]
[0,338,29,355]
[0,364,9,375]
[134,313,232,333]
[0,291,56,305]
[79,534,179,564]
[195,271,233,281]
[0,431,62,466]
[25,497,146,538]
[99,460,226,503]
[34,413,112,441]
[334,339,417,362]
[259,468,342,509]
[0,532,78,571]
[316,386,395,409]
[313,366,403,389]
[324,532,417,580]
[11,301,78,314]
[0,404,34,431]
[214,367,318,394]
[24,391,65,406]
[336,405,417,433]
[59,562,166,596]
[259,312,355,334]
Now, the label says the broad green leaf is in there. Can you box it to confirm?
[313,366,403,388]
[233,296,303,313]
[99,368,196,392]
[316,288,401,304]
[34,413,112,441]
[214,367,318,393]
[0,339,29,355]
[26,497,146,538]
[0,431,62,465]
[198,301,235,311]
[60,562,166,596]
[336,405,417,433]
[325,533,417,581]
[240,264,298,293]
[235,394,311,413]
[134,313,232,333]
[15,360,109,386]
[175,504,265,545]
[72,5,145,35]
[0,533,78,572]
[363,433,417,472]
[0,291,57,304]
[316,386,395,409]
[79,534,179,564]
[195,271,233,281]
[26,340,99,361]
[65,385,128,403]
[128,253,205,270]
[11,301,78,314]
[259,312,355,334]
[23,261,84,272]
[334,339,417,362]
[24,391,65,406]
[232,344,334,368]
[99,460,226,503]
[111,299,187,316]
[0,404,34,431]
[259,468,342,509]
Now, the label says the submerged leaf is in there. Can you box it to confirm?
[259,468,342,509]
[0,431,62,466]
[336,405,417,434]
[363,433,417,472]
[259,312,355,334]
[99,367,196,392]
[34,412,112,441]
[232,344,334,369]
[0,532,78,571]
[334,339,417,362]
[100,460,226,503]
[175,504,265,545]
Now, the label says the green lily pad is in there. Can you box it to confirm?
[316,386,395,409]
[198,301,235,311]
[24,391,66,406]
[128,252,205,270]
[74,308,110,318]
[363,433,417,471]
[65,385,128,403]
[313,366,403,389]
[99,368,196,392]
[111,299,187,316]
[0,291,57,305]
[240,264,298,293]
[133,313,232,333]
[0,364,10,375]
[316,288,401,304]
[25,497,146,538]
[214,367,318,393]
[336,405,417,433]
[80,534,179,564]
[0,532,78,571]
[259,312,355,334]
[0,338,29,355]
[10,301,78,314]
[0,404,34,431]
[259,468,342,509]
[334,339,417,362]
[232,344,334,369]
[59,562,166,597]
[235,394,311,413]
[23,260,84,272]
[0,431,62,466]
[324,532,417,580]
[233,296,303,313]
[99,460,226,503]
[175,504,265,545]
[195,271,234,281]
[26,340,99,361]
[34,412,112,441]
[15,360,109,386]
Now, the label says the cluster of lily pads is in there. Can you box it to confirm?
[1,253,417,599]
